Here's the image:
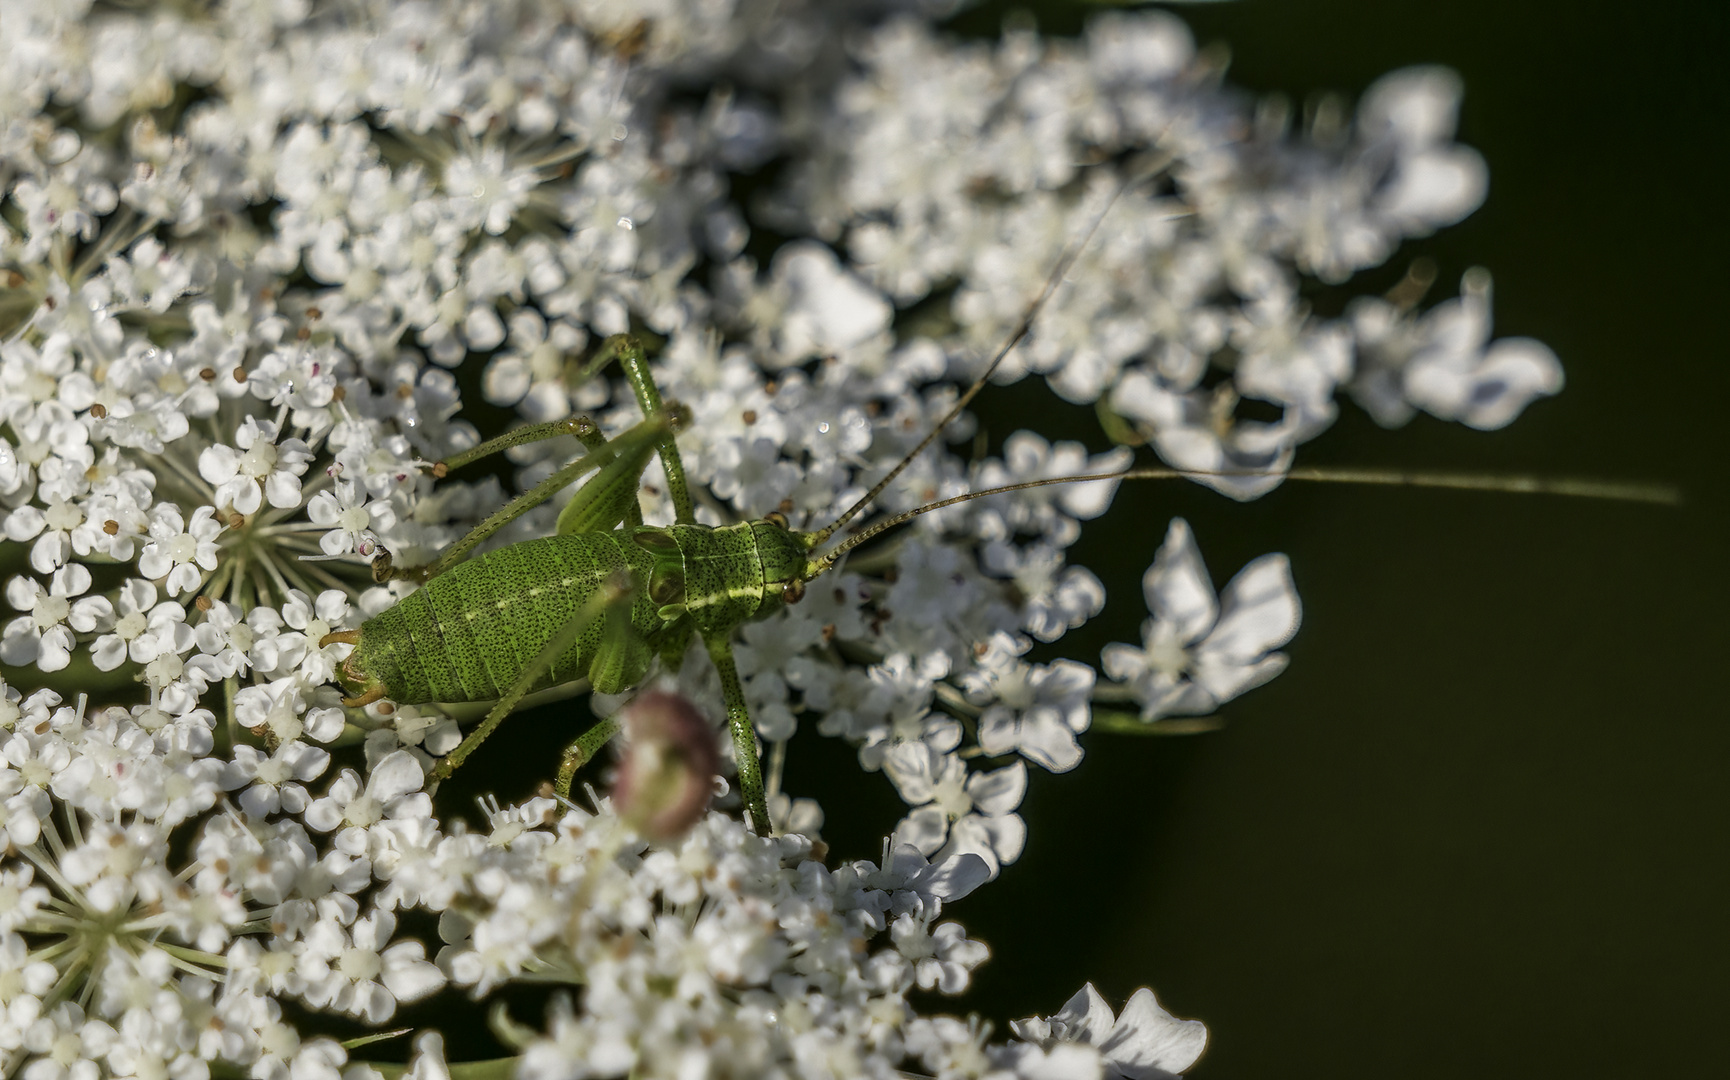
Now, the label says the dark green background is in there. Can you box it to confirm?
[891,1,1725,1076]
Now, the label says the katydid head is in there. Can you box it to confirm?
[743,517,823,598]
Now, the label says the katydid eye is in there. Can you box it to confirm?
[781,578,806,605]
[649,565,686,606]
[763,511,789,529]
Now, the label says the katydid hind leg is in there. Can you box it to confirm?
[552,422,665,536]
[609,334,697,526]
[428,574,634,782]
[569,416,645,529]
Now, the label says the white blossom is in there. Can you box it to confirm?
[963,632,1095,773]
[1102,519,1302,721]
[197,416,312,514]
[297,908,444,1023]
[1009,983,1208,1080]
[886,744,1028,879]
[1,566,110,673]
[136,505,222,597]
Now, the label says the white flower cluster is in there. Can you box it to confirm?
[0,682,1199,1079]
[0,0,1556,1074]
[777,15,1561,503]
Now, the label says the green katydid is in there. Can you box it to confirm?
[319,187,1147,836]
[320,189,1678,838]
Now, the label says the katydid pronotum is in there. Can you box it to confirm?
[320,189,1677,838]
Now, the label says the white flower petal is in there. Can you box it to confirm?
[1201,554,1300,665]
[1143,520,1217,645]
[264,472,303,509]
[893,806,949,856]
[1191,652,1288,705]
[1053,983,1119,1046]
[966,760,1027,816]
[367,750,427,803]
[1099,988,1208,1079]
[1016,715,1084,774]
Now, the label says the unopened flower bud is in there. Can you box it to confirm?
[611,691,720,843]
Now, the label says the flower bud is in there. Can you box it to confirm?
[611,691,720,843]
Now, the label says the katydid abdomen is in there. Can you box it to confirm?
[339,532,661,704]
[334,520,814,707]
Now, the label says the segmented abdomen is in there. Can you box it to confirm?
[353,533,658,704]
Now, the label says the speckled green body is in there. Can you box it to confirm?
[339,520,814,705]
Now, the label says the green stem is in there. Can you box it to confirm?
[1090,709,1224,736]
[356,1058,521,1080]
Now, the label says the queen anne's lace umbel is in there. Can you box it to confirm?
[1,1,1557,1076]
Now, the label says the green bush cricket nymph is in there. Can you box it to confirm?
[316,323,1078,836]
[317,193,1144,836]
[318,189,1677,838]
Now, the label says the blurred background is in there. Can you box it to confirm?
[831,1,1724,1075]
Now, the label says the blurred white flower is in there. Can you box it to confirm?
[763,241,893,365]
[1112,374,1303,501]
[1403,270,1565,429]
[1102,519,1301,720]
[1009,983,1208,1080]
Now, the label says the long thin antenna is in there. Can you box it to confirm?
[806,155,1172,548]
[809,465,1681,572]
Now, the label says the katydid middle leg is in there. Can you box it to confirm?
[706,633,772,835]
[555,715,622,799]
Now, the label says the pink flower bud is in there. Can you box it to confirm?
[611,691,721,843]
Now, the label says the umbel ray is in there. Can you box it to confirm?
[317,179,1678,838]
